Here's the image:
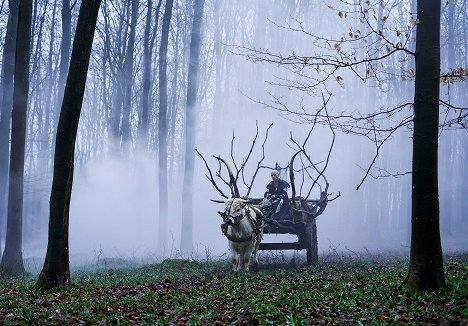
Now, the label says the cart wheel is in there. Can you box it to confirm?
[305,219,318,264]
[252,261,259,272]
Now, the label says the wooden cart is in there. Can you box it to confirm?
[250,195,327,264]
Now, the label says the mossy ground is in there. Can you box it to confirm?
[0,254,466,325]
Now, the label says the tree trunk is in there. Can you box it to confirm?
[156,0,174,253]
[121,0,138,143]
[56,0,71,119]
[404,0,445,293]
[0,0,19,256]
[139,0,153,147]
[139,0,162,148]
[36,0,101,291]
[0,0,33,277]
[168,13,180,183]
[180,0,205,252]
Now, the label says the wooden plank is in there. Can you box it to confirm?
[259,242,306,250]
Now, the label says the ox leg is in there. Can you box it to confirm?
[252,233,262,272]
[231,253,240,272]
[251,247,259,272]
[242,252,251,272]
[231,253,239,272]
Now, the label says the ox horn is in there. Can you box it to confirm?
[211,199,226,203]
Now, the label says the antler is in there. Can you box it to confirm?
[245,122,273,197]
[214,155,240,198]
[289,149,303,201]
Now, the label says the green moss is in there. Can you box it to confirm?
[0,255,466,324]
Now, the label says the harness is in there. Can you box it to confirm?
[220,204,263,243]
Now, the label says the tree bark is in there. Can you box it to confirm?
[157,0,174,253]
[180,0,205,252]
[0,0,33,277]
[404,0,445,293]
[121,0,138,143]
[139,0,162,148]
[56,0,71,118]
[0,0,19,256]
[36,0,101,291]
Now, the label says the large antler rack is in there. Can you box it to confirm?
[214,156,240,198]
[288,92,340,216]
[196,149,229,199]
[197,121,273,199]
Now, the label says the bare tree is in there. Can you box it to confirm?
[0,0,19,256]
[139,0,163,147]
[403,0,445,292]
[0,0,33,277]
[157,0,174,253]
[121,0,138,143]
[56,0,72,119]
[36,0,101,291]
[180,0,205,252]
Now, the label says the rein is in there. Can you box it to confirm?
[221,205,263,243]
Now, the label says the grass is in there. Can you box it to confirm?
[0,254,467,325]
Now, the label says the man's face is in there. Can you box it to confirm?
[271,171,279,181]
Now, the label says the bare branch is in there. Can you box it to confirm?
[214,155,240,198]
[195,149,228,199]
[236,121,259,183]
[439,99,468,111]
[245,123,273,197]
[355,115,413,190]
[289,149,303,202]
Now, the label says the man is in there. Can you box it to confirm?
[263,170,290,220]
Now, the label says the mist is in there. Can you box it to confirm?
[1,0,467,270]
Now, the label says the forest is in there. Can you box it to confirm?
[0,0,467,323]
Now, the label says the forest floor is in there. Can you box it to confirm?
[0,253,466,325]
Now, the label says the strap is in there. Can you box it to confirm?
[221,223,254,243]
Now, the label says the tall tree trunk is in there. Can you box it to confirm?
[180,0,205,252]
[211,0,223,138]
[139,0,153,147]
[121,0,138,143]
[157,0,174,253]
[109,1,129,144]
[0,0,33,277]
[440,0,456,236]
[43,0,57,166]
[168,17,180,184]
[139,0,162,148]
[0,0,19,256]
[36,0,101,291]
[404,0,445,293]
[56,0,71,118]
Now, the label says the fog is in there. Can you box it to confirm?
[1,0,467,269]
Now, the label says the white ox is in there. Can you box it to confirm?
[220,198,264,272]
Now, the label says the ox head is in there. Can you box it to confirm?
[212,198,250,226]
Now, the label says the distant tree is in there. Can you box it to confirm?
[180,0,205,252]
[56,0,72,119]
[139,0,163,147]
[36,0,101,291]
[157,0,174,253]
[121,0,138,143]
[0,0,33,277]
[0,0,19,256]
[106,0,131,141]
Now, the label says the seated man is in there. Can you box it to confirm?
[262,169,290,220]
